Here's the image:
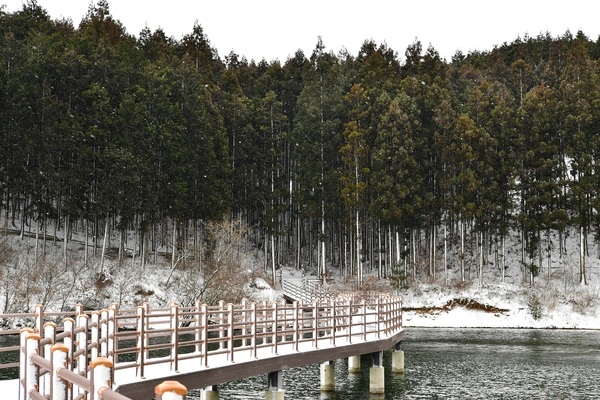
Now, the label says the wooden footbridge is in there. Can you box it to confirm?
[0,280,404,399]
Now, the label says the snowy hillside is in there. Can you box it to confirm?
[1,221,600,330]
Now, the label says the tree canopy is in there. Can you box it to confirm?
[2,1,600,286]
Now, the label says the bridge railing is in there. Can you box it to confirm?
[0,304,88,375]
[4,292,402,399]
[110,294,401,378]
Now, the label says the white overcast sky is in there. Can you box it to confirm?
[2,1,599,62]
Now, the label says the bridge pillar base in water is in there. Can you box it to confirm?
[320,361,335,391]
[266,370,284,399]
[370,351,385,394]
[348,355,361,373]
[370,366,385,394]
[392,350,405,373]
[265,389,285,400]
[201,385,219,400]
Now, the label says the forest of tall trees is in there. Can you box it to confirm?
[2,1,600,288]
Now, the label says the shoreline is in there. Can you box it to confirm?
[403,324,600,330]
[402,306,600,331]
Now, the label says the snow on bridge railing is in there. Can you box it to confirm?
[2,292,402,399]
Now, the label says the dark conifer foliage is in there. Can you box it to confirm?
[2,1,600,285]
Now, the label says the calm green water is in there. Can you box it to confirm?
[188,328,600,399]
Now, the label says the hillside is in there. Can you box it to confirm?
[1,220,599,331]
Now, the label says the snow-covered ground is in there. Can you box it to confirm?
[279,264,600,330]
[1,218,600,331]
[400,280,600,329]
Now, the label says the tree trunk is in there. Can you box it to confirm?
[579,225,587,285]
[172,218,177,271]
[377,222,382,279]
[100,218,109,274]
[35,225,39,261]
[444,225,448,284]
[547,228,551,278]
[478,231,483,286]
[501,235,506,284]
[63,215,69,270]
[431,227,436,279]
[410,229,417,280]
[271,233,276,287]
[460,221,465,282]
[355,207,362,287]
[296,214,301,270]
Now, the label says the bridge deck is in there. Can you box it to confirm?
[115,327,404,398]
[2,283,403,399]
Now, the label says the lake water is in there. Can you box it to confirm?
[2,328,599,398]
[188,328,600,399]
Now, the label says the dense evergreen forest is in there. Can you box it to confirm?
[2,1,600,288]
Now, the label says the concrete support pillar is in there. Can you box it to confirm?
[392,342,405,374]
[348,355,361,373]
[201,385,220,400]
[320,360,335,392]
[370,351,385,394]
[265,370,285,400]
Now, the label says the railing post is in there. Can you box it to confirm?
[195,300,202,354]
[107,304,117,362]
[389,295,394,331]
[171,303,179,372]
[34,304,44,333]
[155,380,187,400]
[376,296,381,339]
[62,317,74,400]
[143,302,150,359]
[227,303,235,363]
[52,344,69,400]
[91,311,100,360]
[381,295,387,331]
[89,357,114,400]
[312,300,318,349]
[347,298,352,344]
[272,302,278,355]
[77,313,89,385]
[98,309,107,358]
[331,299,336,346]
[136,305,146,378]
[398,297,403,331]
[200,304,208,368]
[292,301,299,352]
[218,300,225,350]
[43,322,56,395]
[75,303,85,317]
[25,332,41,399]
[251,302,258,359]
[241,299,247,345]
[261,300,268,346]
[19,328,34,400]
[362,299,367,342]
